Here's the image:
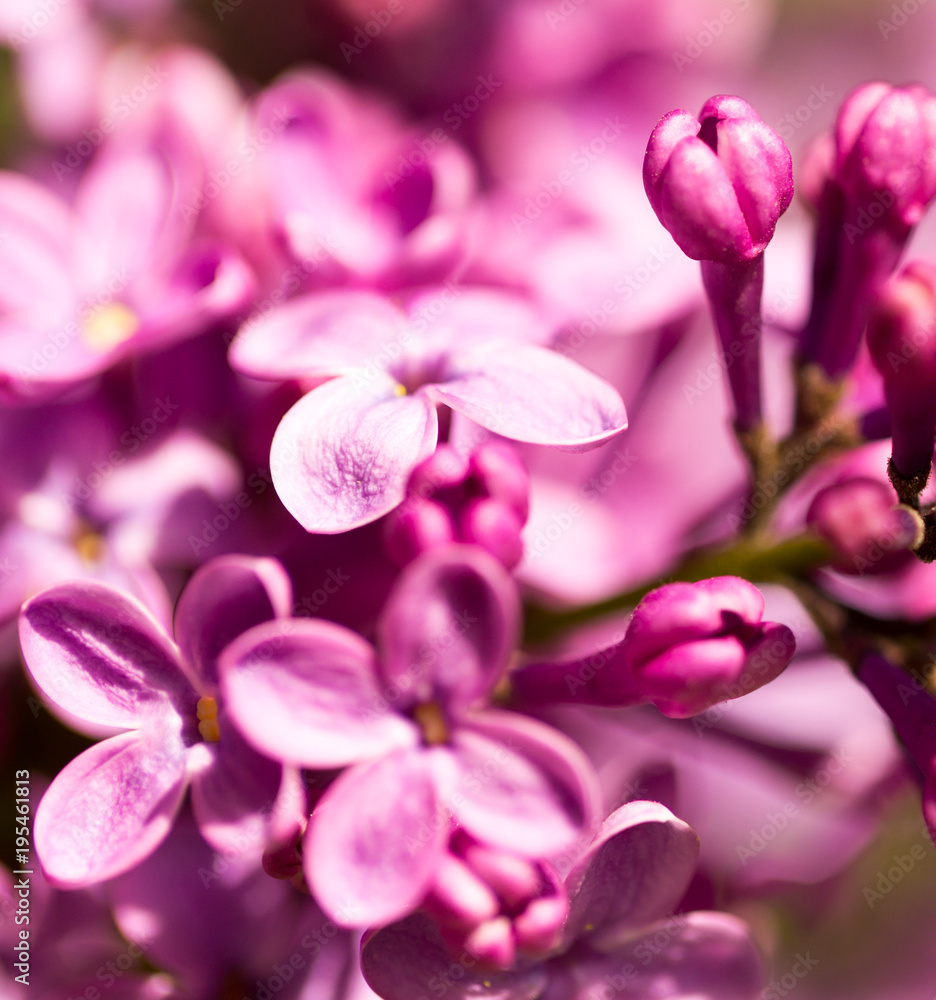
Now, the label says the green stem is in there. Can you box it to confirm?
[523,533,832,645]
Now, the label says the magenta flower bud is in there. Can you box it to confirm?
[801,84,936,378]
[384,443,530,569]
[427,835,568,970]
[644,96,791,433]
[836,82,936,232]
[512,577,796,718]
[643,96,793,265]
[868,261,936,482]
[806,477,922,574]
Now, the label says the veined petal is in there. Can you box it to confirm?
[229,290,408,381]
[219,618,418,768]
[562,801,699,950]
[305,749,447,927]
[34,728,188,888]
[174,555,293,692]
[377,545,520,715]
[427,346,626,453]
[451,710,600,859]
[271,375,438,533]
[19,580,189,729]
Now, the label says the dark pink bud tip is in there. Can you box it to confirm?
[643,96,793,264]
[836,82,936,231]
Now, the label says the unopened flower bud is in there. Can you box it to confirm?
[836,82,936,232]
[806,477,922,574]
[384,443,529,568]
[512,577,795,718]
[643,95,793,265]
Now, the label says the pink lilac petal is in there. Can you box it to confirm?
[19,580,189,729]
[361,911,547,1000]
[219,618,418,767]
[305,749,449,927]
[402,287,553,353]
[376,545,519,714]
[426,345,627,452]
[187,713,283,857]
[35,728,188,888]
[133,242,257,352]
[449,709,600,859]
[229,291,409,382]
[562,801,699,951]
[173,554,293,691]
[73,142,184,295]
[0,172,73,319]
[270,374,438,533]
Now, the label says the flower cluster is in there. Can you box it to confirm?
[4,1,936,998]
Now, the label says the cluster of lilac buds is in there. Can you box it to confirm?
[8,3,936,997]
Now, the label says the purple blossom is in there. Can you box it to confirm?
[0,126,255,401]
[218,545,600,926]
[21,555,290,887]
[229,288,627,533]
[361,801,765,1000]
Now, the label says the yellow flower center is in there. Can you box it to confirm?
[72,524,105,565]
[197,696,221,742]
[412,702,449,745]
[81,303,140,353]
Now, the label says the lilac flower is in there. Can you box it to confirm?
[644,96,792,434]
[513,577,795,718]
[867,261,936,489]
[229,287,627,533]
[0,411,246,631]
[21,555,290,887]
[384,442,530,569]
[248,71,476,290]
[219,545,600,926]
[0,126,255,401]
[361,800,765,1000]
